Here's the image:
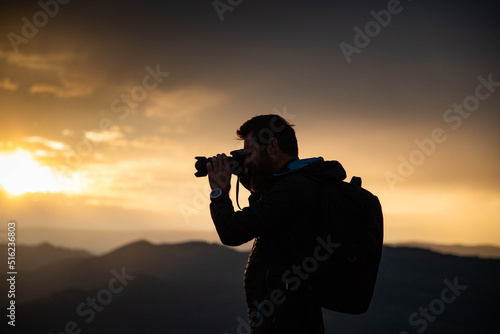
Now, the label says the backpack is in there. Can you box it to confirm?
[304,173,384,314]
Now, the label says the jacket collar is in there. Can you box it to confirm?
[273,157,324,176]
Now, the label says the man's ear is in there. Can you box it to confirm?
[266,137,279,157]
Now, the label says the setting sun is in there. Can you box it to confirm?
[0,149,85,196]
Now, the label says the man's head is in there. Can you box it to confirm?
[236,114,298,192]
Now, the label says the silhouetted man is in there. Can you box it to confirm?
[207,114,346,333]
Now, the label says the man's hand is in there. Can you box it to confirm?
[207,154,231,193]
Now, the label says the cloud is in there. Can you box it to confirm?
[84,125,125,144]
[29,81,94,98]
[0,78,18,91]
[128,135,173,151]
[0,50,99,98]
[79,156,191,213]
[0,50,81,72]
[143,87,228,120]
[24,136,69,151]
[22,136,76,165]
[82,126,178,152]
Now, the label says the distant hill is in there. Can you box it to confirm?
[14,227,500,257]
[1,240,249,334]
[4,240,247,304]
[2,241,499,334]
[389,242,500,259]
[0,242,93,271]
[13,227,226,254]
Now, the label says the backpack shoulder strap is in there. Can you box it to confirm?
[350,176,362,187]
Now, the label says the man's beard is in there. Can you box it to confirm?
[249,153,274,194]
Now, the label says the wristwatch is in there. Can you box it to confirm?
[210,188,223,199]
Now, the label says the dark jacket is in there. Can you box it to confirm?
[210,157,346,332]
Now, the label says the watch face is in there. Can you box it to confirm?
[210,188,222,199]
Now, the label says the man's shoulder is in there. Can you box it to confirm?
[269,168,319,193]
[273,158,347,183]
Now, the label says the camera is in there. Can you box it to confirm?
[194,149,247,177]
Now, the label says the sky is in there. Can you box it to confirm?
[0,0,499,251]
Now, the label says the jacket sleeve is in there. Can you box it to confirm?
[210,179,296,246]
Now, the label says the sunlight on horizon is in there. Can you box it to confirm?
[0,149,86,196]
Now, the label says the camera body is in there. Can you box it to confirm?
[194,149,247,177]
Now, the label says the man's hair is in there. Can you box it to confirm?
[236,114,298,157]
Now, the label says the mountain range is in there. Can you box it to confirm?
[1,241,499,333]
[390,241,500,259]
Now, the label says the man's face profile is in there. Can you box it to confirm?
[243,132,274,193]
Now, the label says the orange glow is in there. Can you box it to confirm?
[0,149,85,196]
